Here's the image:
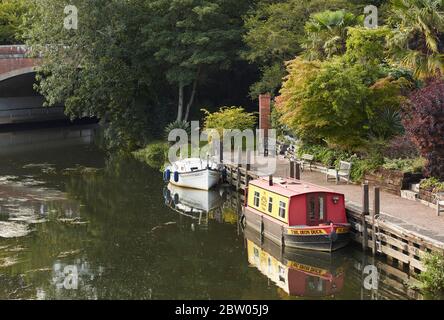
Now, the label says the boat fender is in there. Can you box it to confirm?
[329,230,338,242]
[164,169,171,182]
[174,193,179,205]
[163,188,171,201]
[173,171,179,182]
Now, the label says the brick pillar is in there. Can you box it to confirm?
[259,94,271,132]
[259,94,271,156]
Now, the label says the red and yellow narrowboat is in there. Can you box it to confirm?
[243,177,350,252]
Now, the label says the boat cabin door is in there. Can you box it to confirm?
[306,193,327,226]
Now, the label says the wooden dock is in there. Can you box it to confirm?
[223,161,444,274]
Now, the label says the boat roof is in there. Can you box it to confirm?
[249,177,341,198]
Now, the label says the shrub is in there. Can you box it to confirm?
[403,79,444,179]
[420,177,444,193]
[350,157,383,182]
[201,106,257,137]
[420,252,444,294]
[133,141,169,170]
[164,120,191,140]
[297,143,372,181]
[383,158,425,173]
[384,135,420,159]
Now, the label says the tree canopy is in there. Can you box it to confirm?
[0,0,30,44]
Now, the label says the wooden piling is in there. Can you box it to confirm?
[246,150,251,171]
[219,140,224,163]
[295,163,301,180]
[362,183,369,251]
[290,160,295,178]
[236,165,241,191]
[372,187,380,256]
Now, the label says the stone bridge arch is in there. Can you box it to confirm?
[0,45,66,124]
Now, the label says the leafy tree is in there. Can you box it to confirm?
[143,0,251,122]
[0,0,30,44]
[387,0,444,79]
[202,106,257,136]
[402,78,444,179]
[25,0,175,151]
[276,55,410,150]
[242,0,354,97]
[302,10,363,61]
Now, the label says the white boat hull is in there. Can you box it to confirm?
[166,184,222,212]
[169,168,221,191]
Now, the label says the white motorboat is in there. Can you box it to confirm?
[163,158,223,190]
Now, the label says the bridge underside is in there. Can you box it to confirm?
[0,71,66,125]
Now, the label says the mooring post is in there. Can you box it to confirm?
[246,150,251,187]
[246,150,251,171]
[219,139,224,163]
[372,187,380,256]
[236,165,241,192]
[290,160,295,178]
[295,162,301,180]
[362,183,369,251]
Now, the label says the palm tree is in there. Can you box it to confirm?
[302,10,362,61]
[388,0,444,79]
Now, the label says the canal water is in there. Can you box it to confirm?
[0,125,422,300]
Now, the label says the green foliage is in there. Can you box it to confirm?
[297,143,355,167]
[164,120,191,140]
[242,0,354,96]
[25,0,251,151]
[383,157,425,173]
[133,141,169,170]
[143,0,251,121]
[0,0,30,44]
[277,58,374,149]
[420,177,444,192]
[350,157,383,182]
[345,27,390,64]
[387,0,444,79]
[276,46,412,150]
[420,252,444,294]
[302,10,362,61]
[296,142,383,182]
[201,106,257,136]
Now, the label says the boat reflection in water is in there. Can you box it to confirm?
[244,226,347,298]
[163,183,235,230]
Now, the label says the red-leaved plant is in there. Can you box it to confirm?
[403,78,444,179]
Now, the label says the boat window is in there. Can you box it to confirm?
[254,192,260,207]
[279,201,286,218]
[319,196,325,220]
[308,196,316,221]
[268,197,273,213]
